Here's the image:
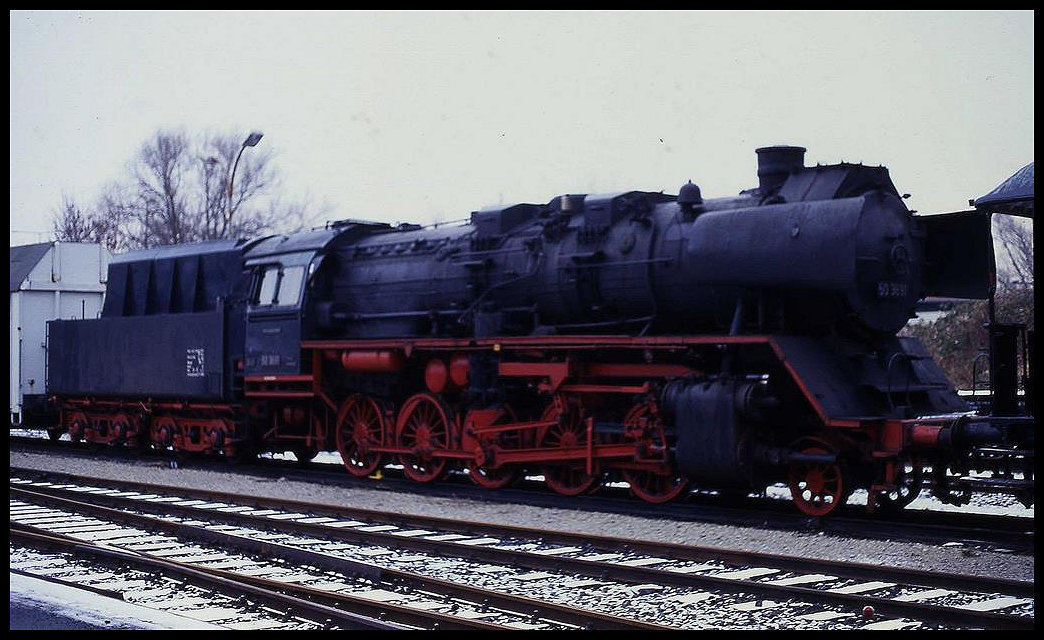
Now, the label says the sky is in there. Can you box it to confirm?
[9,10,1035,246]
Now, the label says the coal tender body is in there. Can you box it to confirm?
[47,146,1033,516]
[47,240,255,453]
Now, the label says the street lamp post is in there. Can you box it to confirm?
[227,131,264,228]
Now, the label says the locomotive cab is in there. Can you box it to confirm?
[245,250,312,376]
[243,221,394,376]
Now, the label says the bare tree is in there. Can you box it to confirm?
[994,214,1033,287]
[261,193,330,238]
[130,130,190,247]
[52,128,318,250]
[51,197,93,243]
[51,191,130,252]
[196,131,277,240]
[95,183,137,252]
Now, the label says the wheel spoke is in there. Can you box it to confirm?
[540,398,600,496]
[788,440,848,517]
[336,395,384,477]
[468,406,522,489]
[396,394,449,483]
[621,401,689,503]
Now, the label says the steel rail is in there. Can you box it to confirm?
[10,524,406,630]
[10,486,666,631]
[9,565,127,602]
[10,480,1032,630]
[10,521,516,631]
[10,466,1031,597]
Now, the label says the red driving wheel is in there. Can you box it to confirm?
[335,395,385,477]
[621,402,690,504]
[396,393,451,483]
[467,405,522,489]
[539,397,601,496]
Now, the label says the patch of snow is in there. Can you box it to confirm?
[9,571,225,630]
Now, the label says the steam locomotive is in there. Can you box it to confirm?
[45,146,1034,516]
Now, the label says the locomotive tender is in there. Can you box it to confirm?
[46,145,1033,516]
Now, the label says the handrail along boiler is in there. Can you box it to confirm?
[46,146,1033,516]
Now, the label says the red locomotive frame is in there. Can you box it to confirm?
[58,332,948,516]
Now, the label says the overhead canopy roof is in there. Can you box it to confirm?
[972,162,1034,218]
[10,242,52,292]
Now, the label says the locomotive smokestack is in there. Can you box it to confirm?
[756,145,806,194]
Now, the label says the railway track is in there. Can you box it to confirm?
[10,483,668,630]
[10,470,1034,629]
[11,531,399,630]
[9,435,1034,554]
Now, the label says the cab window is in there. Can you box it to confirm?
[253,265,305,307]
[256,266,280,305]
[278,266,305,305]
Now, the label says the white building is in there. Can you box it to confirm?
[10,241,110,427]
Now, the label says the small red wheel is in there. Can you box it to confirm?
[396,393,451,483]
[151,415,177,450]
[467,405,522,489]
[336,395,386,477]
[620,402,690,504]
[82,412,103,443]
[67,411,89,442]
[112,412,138,446]
[539,397,601,496]
[787,438,849,517]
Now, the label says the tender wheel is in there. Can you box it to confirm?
[621,402,690,504]
[151,415,177,450]
[396,393,451,483]
[112,412,137,447]
[467,405,522,489]
[539,397,601,496]
[335,395,385,477]
[875,456,924,512]
[67,411,89,443]
[787,438,850,517]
